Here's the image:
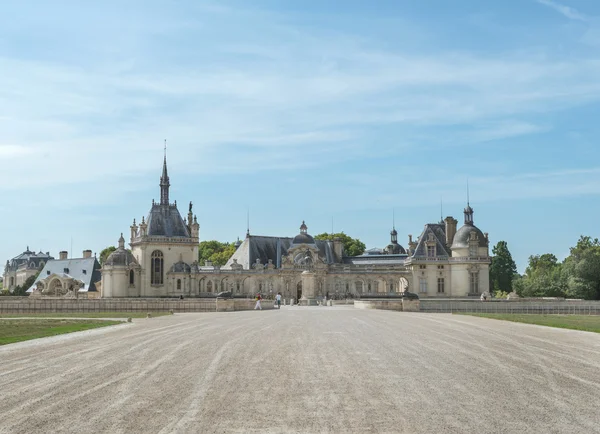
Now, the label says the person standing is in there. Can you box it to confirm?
[275,292,282,309]
[254,293,262,310]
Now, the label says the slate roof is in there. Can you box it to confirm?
[104,248,137,267]
[412,223,451,257]
[146,204,190,238]
[223,235,337,269]
[27,257,102,293]
[451,224,487,248]
[6,249,54,271]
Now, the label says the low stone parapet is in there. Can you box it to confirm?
[233,299,276,311]
[354,299,421,312]
[0,297,277,314]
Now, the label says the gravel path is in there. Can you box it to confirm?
[1,307,600,433]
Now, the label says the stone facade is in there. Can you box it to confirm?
[101,154,490,299]
[101,153,200,298]
[3,248,54,292]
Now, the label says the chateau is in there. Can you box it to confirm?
[100,154,491,300]
[3,248,53,291]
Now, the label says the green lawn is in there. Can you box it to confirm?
[0,312,170,319]
[0,319,121,345]
[459,313,600,334]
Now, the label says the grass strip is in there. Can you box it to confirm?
[0,312,170,319]
[458,313,600,334]
[0,319,121,345]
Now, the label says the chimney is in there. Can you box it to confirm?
[407,234,417,255]
[83,250,92,259]
[332,237,344,262]
[59,251,68,260]
[444,216,458,247]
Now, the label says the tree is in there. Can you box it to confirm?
[99,246,117,266]
[563,236,600,300]
[314,232,366,256]
[198,241,237,266]
[489,241,517,293]
[10,272,40,296]
[514,253,567,298]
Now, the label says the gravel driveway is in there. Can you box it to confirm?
[1,307,599,433]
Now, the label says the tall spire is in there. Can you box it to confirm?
[160,139,170,206]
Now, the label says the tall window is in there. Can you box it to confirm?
[427,245,435,257]
[207,281,213,292]
[419,278,427,293]
[151,251,164,285]
[437,278,445,293]
[177,279,182,290]
[470,273,479,294]
[367,283,372,292]
[129,270,135,286]
[355,281,363,293]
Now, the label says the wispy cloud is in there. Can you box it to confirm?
[536,0,588,22]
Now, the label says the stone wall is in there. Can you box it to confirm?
[0,297,274,314]
[354,299,420,312]
[420,299,600,314]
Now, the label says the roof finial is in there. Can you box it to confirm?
[440,196,443,222]
[246,207,250,238]
[160,140,170,206]
[392,208,395,230]
[467,178,470,207]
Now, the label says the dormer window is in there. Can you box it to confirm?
[64,268,69,273]
[427,245,436,257]
[469,244,478,257]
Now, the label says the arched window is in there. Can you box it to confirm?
[207,281,213,292]
[177,279,181,290]
[10,277,14,287]
[39,261,45,269]
[151,251,164,285]
[129,270,134,286]
[236,282,240,293]
[367,283,371,292]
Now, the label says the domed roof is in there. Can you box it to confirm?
[451,224,487,249]
[292,220,316,246]
[105,248,137,267]
[105,233,137,266]
[292,233,316,245]
[385,242,406,255]
[171,261,192,273]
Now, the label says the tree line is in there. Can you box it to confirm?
[490,236,600,300]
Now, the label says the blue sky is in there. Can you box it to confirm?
[1,0,600,273]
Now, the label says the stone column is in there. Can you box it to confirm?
[300,270,317,305]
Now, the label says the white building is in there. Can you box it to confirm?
[101,153,490,299]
